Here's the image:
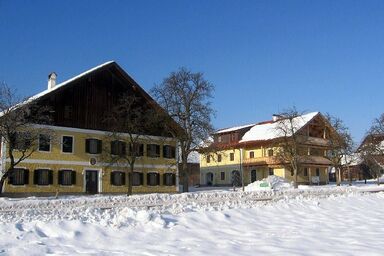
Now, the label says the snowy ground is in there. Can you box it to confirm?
[1,183,384,255]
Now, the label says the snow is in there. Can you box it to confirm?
[216,123,256,134]
[240,112,319,142]
[245,175,293,191]
[1,184,384,255]
[187,151,200,163]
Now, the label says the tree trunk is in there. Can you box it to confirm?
[347,166,352,186]
[0,172,8,195]
[294,168,298,189]
[336,167,341,186]
[127,164,133,196]
[182,157,189,192]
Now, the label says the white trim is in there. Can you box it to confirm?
[32,124,176,142]
[61,135,74,154]
[5,158,177,169]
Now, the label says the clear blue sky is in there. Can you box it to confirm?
[1,0,384,144]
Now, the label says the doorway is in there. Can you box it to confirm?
[85,170,99,194]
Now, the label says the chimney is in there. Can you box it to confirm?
[48,72,57,90]
[272,114,282,122]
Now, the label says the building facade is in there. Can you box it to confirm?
[1,61,179,195]
[200,112,334,186]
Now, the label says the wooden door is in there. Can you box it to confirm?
[85,170,98,194]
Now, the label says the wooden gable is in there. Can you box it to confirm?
[34,62,178,136]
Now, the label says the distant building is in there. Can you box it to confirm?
[200,112,337,186]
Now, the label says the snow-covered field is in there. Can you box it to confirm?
[1,182,384,255]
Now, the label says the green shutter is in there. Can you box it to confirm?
[49,170,53,185]
[110,172,115,185]
[33,170,38,184]
[85,139,90,153]
[23,169,29,185]
[8,169,14,185]
[71,171,76,185]
[58,170,63,185]
[122,172,126,185]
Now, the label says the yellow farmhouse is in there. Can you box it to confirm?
[1,62,179,195]
[200,112,334,186]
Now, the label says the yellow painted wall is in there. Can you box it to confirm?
[3,126,178,194]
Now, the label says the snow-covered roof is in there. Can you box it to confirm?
[0,61,115,117]
[240,112,319,143]
[216,123,256,134]
[188,151,200,164]
[27,61,115,103]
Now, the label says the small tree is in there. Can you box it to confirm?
[0,82,52,194]
[151,67,215,192]
[273,107,304,189]
[325,113,354,186]
[103,94,164,196]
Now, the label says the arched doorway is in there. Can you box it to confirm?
[206,172,214,186]
[231,170,241,187]
[251,169,257,183]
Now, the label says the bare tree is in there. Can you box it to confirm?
[359,114,384,185]
[273,107,304,189]
[0,82,52,194]
[324,114,354,186]
[151,68,215,192]
[103,94,166,196]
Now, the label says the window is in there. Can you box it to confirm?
[110,171,125,186]
[62,136,74,153]
[304,168,308,176]
[132,172,143,186]
[230,153,234,161]
[316,168,320,176]
[111,141,126,156]
[34,169,53,186]
[86,139,102,154]
[231,133,236,141]
[163,173,176,186]
[39,134,51,152]
[249,151,254,158]
[130,143,144,157]
[221,172,225,180]
[147,144,160,158]
[147,172,160,186]
[268,168,274,176]
[58,170,76,186]
[8,168,29,185]
[163,145,176,159]
[218,154,222,162]
[218,136,222,142]
[207,155,210,163]
[268,149,274,157]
